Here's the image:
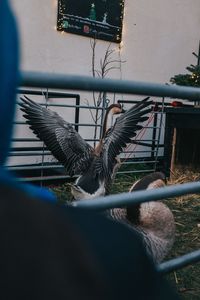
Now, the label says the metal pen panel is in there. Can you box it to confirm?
[7,72,200,275]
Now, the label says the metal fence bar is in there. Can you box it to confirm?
[121,160,157,165]
[12,138,40,142]
[131,140,163,148]
[117,169,155,175]
[158,249,200,274]
[8,151,51,156]
[17,100,105,110]
[18,89,80,98]
[11,149,114,157]
[72,181,200,210]
[14,122,159,130]
[21,71,200,101]
[8,165,64,171]
[16,175,71,182]
[153,97,165,169]
[15,121,102,127]
[11,138,100,142]
[123,150,157,153]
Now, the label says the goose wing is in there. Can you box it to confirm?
[19,96,93,176]
[101,97,153,177]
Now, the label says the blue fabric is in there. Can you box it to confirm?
[0,168,56,203]
[0,0,56,203]
[0,0,19,166]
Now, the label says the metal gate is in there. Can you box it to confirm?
[8,86,165,182]
[8,71,200,275]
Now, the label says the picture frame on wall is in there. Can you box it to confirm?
[57,0,125,43]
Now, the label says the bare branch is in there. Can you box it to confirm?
[84,99,96,123]
[90,38,97,78]
[103,67,120,77]
[94,69,102,77]
[87,38,126,146]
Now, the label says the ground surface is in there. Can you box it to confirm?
[50,167,200,300]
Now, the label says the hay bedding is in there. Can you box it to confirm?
[165,167,200,299]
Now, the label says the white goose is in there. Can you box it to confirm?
[19,96,152,200]
[110,172,175,263]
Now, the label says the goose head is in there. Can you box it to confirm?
[108,103,125,115]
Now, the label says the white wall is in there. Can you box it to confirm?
[121,0,200,83]
[10,0,200,83]
[8,0,200,167]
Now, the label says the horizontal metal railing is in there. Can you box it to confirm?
[71,181,200,273]
[158,249,200,274]
[72,181,200,210]
[20,71,200,101]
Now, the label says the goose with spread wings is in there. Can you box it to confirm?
[19,96,152,200]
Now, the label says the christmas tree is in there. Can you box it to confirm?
[89,3,96,20]
[170,47,200,87]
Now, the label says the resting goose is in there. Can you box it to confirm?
[110,172,175,263]
[19,96,152,200]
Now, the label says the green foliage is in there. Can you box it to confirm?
[170,52,200,87]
